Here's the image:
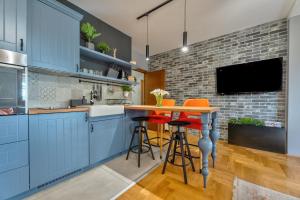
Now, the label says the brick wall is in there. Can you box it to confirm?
[149,19,288,139]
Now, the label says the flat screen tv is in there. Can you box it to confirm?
[216,58,283,95]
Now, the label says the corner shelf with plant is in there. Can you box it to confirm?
[79,22,133,85]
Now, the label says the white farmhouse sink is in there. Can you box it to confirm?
[82,105,124,117]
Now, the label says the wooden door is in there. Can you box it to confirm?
[144,70,165,105]
[144,70,165,130]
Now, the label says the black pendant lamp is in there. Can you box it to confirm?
[146,15,150,61]
[181,0,188,52]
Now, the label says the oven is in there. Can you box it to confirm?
[0,49,27,115]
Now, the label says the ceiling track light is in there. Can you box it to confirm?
[181,0,188,53]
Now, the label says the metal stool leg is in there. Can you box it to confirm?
[179,133,188,184]
[144,127,155,160]
[126,126,138,160]
[183,133,195,172]
[171,138,177,164]
[162,133,174,174]
[138,127,142,168]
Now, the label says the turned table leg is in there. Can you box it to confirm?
[198,113,212,188]
[209,112,220,168]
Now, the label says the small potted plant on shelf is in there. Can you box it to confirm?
[81,22,101,50]
[150,89,169,107]
[121,85,133,98]
[96,42,111,54]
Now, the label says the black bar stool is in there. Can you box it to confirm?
[162,120,195,184]
[126,116,155,168]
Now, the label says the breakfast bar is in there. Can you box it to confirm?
[125,105,220,188]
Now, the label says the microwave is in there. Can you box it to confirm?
[0,49,27,115]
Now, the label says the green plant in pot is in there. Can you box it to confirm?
[121,85,133,98]
[81,22,101,50]
[96,42,111,54]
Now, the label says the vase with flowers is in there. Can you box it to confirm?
[150,89,169,107]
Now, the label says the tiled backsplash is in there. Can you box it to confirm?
[28,72,128,108]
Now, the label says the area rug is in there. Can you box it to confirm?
[105,146,163,182]
[25,149,162,200]
[233,177,300,200]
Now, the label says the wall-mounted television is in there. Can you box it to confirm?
[216,58,283,95]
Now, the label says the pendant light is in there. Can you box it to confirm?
[181,0,188,52]
[146,15,150,61]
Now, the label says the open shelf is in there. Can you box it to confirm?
[80,46,132,70]
[77,72,132,85]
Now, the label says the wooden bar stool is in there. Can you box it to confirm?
[162,120,195,184]
[126,116,155,168]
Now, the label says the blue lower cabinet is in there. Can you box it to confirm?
[90,115,124,165]
[123,110,146,151]
[0,141,28,174]
[0,115,28,145]
[29,112,89,188]
[0,166,29,200]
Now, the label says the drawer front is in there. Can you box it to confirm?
[0,166,29,200]
[0,115,28,145]
[0,141,28,174]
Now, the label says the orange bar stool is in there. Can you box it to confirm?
[148,99,176,158]
[178,99,211,169]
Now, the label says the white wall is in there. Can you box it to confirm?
[131,70,144,105]
[288,14,300,156]
[131,47,148,71]
[289,0,300,18]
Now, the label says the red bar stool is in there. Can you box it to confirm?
[147,99,176,158]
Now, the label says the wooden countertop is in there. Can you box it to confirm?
[124,105,220,113]
[29,107,89,115]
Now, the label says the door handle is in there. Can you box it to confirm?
[85,113,88,122]
[91,124,94,133]
[20,39,24,52]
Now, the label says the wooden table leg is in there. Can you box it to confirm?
[209,112,220,168]
[198,113,212,188]
[159,124,163,159]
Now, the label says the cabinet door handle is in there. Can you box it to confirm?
[85,113,88,122]
[20,39,24,52]
[76,64,79,72]
[91,124,94,132]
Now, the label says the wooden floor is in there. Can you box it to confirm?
[118,131,300,200]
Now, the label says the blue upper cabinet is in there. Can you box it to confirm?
[0,0,27,53]
[28,0,83,73]
[29,112,89,188]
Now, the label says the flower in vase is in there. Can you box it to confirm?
[150,89,169,106]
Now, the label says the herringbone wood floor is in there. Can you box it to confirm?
[118,131,300,200]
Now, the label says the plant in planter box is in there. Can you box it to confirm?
[96,42,111,54]
[228,117,264,126]
[228,117,286,153]
[121,85,133,98]
[81,22,101,50]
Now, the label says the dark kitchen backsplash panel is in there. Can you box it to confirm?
[150,19,288,139]
[58,0,132,62]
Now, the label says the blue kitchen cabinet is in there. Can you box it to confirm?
[0,115,29,200]
[28,0,82,73]
[89,115,124,165]
[0,0,27,53]
[29,112,89,188]
[0,115,28,145]
[0,166,29,200]
[123,110,146,151]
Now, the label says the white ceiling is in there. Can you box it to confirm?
[69,0,296,56]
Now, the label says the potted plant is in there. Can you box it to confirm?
[150,89,169,107]
[81,22,101,50]
[96,42,111,54]
[121,85,133,98]
[228,117,286,153]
